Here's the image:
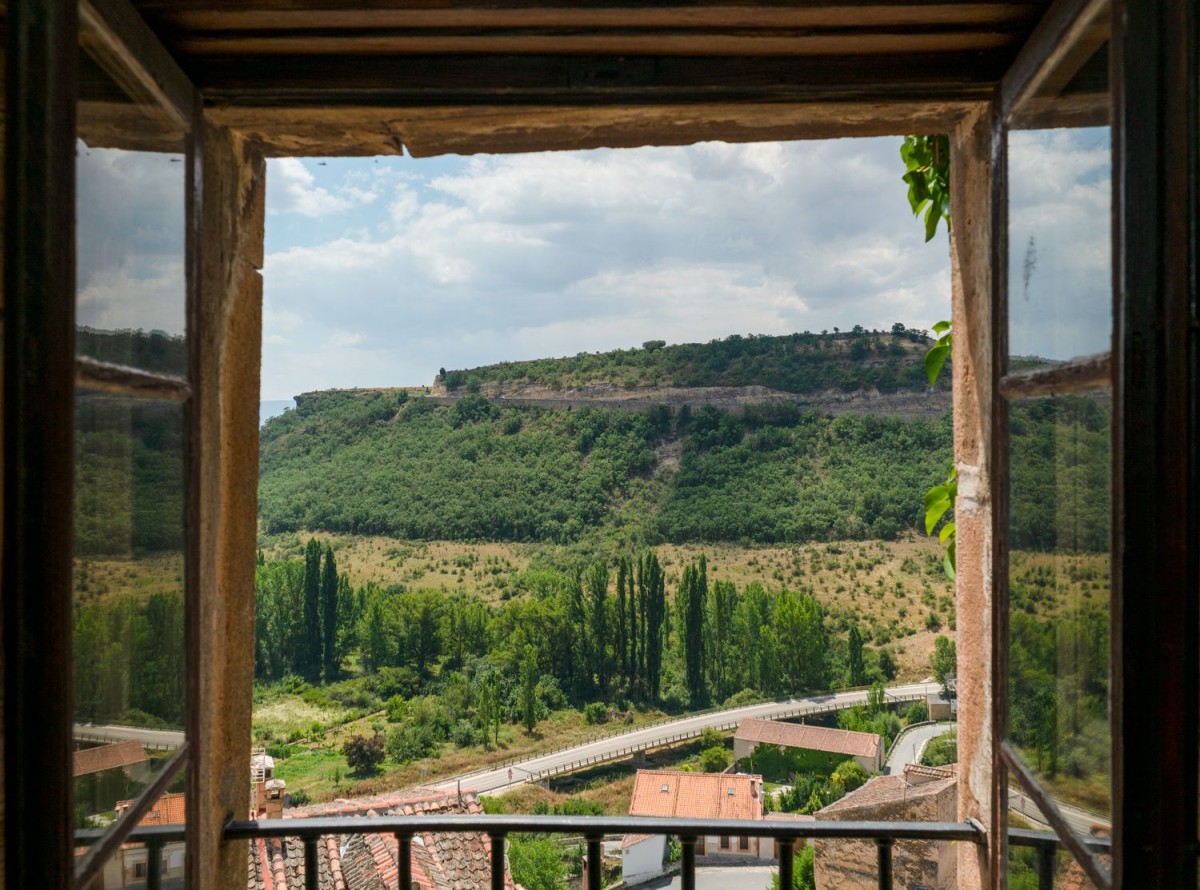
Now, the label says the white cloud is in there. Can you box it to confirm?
[260,138,952,399]
[268,158,358,217]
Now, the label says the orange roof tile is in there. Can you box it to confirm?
[817,773,955,816]
[115,791,186,826]
[73,740,148,777]
[247,787,514,890]
[764,812,816,822]
[735,718,880,758]
[628,770,764,821]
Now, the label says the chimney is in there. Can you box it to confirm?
[265,779,286,820]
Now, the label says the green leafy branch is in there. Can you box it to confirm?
[923,322,954,578]
[904,135,955,578]
[901,135,951,242]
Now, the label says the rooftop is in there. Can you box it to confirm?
[819,773,957,817]
[247,788,514,890]
[629,769,764,822]
[72,740,149,777]
[116,791,187,827]
[735,717,881,758]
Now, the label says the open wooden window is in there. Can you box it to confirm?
[71,2,200,885]
[993,1,1114,885]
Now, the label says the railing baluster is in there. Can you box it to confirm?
[303,835,318,890]
[875,837,894,890]
[395,831,413,890]
[680,834,698,890]
[490,831,507,890]
[778,837,794,889]
[146,835,163,890]
[586,834,602,890]
[1037,840,1056,890]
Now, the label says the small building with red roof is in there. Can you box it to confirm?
[622,769,767,885]
[733,717,884,773]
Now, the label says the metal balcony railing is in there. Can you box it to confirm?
[75,816,1108,890]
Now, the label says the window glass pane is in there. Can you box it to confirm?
[73,392,186,833]
[1006,393,1112,844]
[1007,15,1111,370]
[75,768,188,885]
[1008,837,1110,890]
[76,29,187,375]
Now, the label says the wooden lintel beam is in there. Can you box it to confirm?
[192,52,1007,106]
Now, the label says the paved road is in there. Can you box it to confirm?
[884,722,955,774]
[436,682,939,796]
[73,723,185,751]
[1008,786,1110,836]
[632,864,775,890]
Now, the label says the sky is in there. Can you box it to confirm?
[259,137,955,401]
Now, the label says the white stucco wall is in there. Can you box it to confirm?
[622,836,666,886]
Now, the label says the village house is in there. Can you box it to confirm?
[247,788,516,890]
[813,764,959,890]
[734,718,884,774]
[622,770,766,885]
[102,793,187,889]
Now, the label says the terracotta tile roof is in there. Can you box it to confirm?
[764,812,816,822]
[902,763,957,782]
[817,773,956,816]
[628,770,764,821]
[115,791,186,826]
[735,718,880,759]
[246,787,515,890]
[73,740,149,777]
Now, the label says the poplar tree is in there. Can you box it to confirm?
[585,561,610,695]
[520,645,539,733]
[300,538,323,682]
[848,624,867,687]
[321,545,339,682]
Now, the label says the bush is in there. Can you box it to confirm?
[904,701,929,724]
[699,745,731,773]
[830,759,870,793]
[451,719,479,748]
[286,790,311,808]
[387,724,441,763]
[583,702,608,725]
[342,733,385,775]
[508,836,566,890]
[921,730,957,767]
[385,695,408,723]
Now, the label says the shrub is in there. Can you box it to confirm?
[699,745,730,773]
[451,719,479,748]
[385,695,408,723]
[904,701,929,724]
[583,702,608,725]
[342,733,386,775]
[508,836,566,890]
[286,790,311,808]
[830,759,870,793]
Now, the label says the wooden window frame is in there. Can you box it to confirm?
[4,0,203,885]
[990,0,1199,886]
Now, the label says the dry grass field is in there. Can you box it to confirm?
[73,552,184,604]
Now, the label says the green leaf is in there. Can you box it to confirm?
[938,520,956,544]
[924,343,950,386]
[923,202,941,242]
[943,542,956,581]
[931,320,951,335]
[924,486,951,535]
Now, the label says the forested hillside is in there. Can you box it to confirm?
[438,327,939,395]
[259,392,953,545]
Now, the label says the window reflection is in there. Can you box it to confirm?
[76,43,187,373]
[1006,393,1112,837]
[1007,26,1111,368]
[73,392,186,829]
